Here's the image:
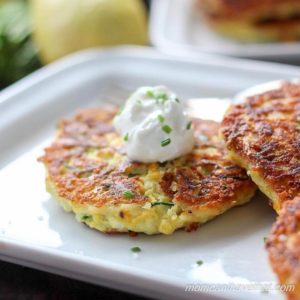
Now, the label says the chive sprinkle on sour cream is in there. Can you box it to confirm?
[113,86,194,163]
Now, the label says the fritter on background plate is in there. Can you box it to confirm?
[197,0,300,42]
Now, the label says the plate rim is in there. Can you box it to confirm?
[2,45,300,109]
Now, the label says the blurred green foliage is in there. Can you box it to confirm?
[0,0,40,88]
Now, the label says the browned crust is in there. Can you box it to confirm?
[39,107,256,209]
[266,197,300,299]
[39,107,147,207]
[221,81,300,211]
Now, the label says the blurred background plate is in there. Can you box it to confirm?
[150,0,300,64]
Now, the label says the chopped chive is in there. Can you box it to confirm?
[162,124,172,134]
[131,246,141,253]
[146,90,155,98]
[127,166,147,177]
[156,93,168,103]
[117,105,124,115]
[81,215,92,221]
[175,98,180,103]
[151,202,174,207]
[157,93,167,100]
[196,260,203,266]
[123,133,129,141]
[186,121,192,130]
[264,237,267,243]
[123,190,134,199]
[161,138,171,147]
[158,114,165,123]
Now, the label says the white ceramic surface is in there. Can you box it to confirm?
[150,0,300,62]
[1,47,300,300]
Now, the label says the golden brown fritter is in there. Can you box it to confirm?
[198,0,300,19]
[266,197,300,299]
[221,81,300,213]
[197,0,300,42]
[39,107,256,235]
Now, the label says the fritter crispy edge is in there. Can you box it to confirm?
[266,197,300,299]
[221,81,300,213]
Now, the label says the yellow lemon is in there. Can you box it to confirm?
[30,0,148,63]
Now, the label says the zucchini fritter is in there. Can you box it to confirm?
[221,81,300,213]
[197,0,300,42]
[39,107,256,235]
[267,197,300,299]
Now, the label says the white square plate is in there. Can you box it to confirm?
[150,0,300,62]
[1,47,300,300]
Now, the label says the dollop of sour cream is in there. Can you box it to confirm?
[113,86,194,163]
